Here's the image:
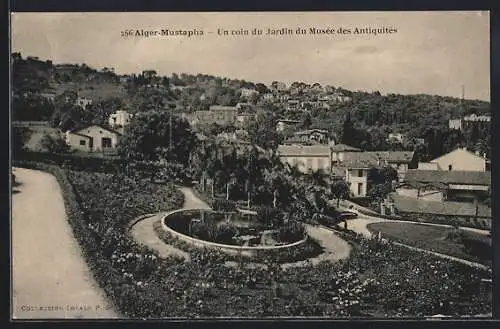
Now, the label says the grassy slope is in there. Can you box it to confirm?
[366,222,491,266]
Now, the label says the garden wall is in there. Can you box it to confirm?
[161,209,307,257]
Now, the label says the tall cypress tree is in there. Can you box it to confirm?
[341,112,355,146]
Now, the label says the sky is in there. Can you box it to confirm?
[11,11,490,101]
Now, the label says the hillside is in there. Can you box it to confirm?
[11,52,491,158]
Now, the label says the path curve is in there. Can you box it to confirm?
[333,209,491,271]
[337,203,490,236]
[12,167,118,319]
[130,187,351,268]
[129,186,211,261]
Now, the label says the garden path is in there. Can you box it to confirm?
[129,186,210,261]
[337,205,490,237]
[11,167,118,319]
[130,214,190,261]
[335,209,490,271]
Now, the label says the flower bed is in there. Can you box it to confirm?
[13,161,492,318]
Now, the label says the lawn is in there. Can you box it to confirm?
[367,222,491,266]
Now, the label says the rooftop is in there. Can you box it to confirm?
[366,151,415,163]
[209,105,237,111]
[277,144,331,157]
[390,194,491,218]
[404,170,491,186]
[293,129,329,136]
[341,152,379,169]
[330,144,361,152]
[277,119,301,124]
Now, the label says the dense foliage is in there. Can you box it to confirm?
[117,110,196,164]
[211,199,237,212]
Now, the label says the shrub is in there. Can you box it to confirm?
[190,221,210,241]
[256,206,284,228]
[215,222,237,244]
[277,221,306,243]
[211,198,237,212]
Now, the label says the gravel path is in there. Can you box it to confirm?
[130,213,190,261]
[11,168,118,319]
[128,186,210,261]
[337,205,490,236]
[335,208,490,271]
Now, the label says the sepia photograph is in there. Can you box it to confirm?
[10,11,492,320]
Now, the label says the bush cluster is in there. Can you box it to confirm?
[210,198,237,212]
[256,206,284,228]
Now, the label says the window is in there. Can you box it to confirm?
[306,158,313,169]
[358,170,363,177]
[358,183,363,196]
[102,137,112,148]
[317,158,324,169]
[80,140,86,146]
[448,165,452,171]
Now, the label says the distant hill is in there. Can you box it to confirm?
[11,52,490,158]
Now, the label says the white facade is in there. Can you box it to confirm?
[109,110,133,128]
[345,168,369,197]
[76,97,93,108]
[240,88,259,98]
[427,148,486,172]
[281,156,331,173]
[66,125,120,152]
[418,162,440,170]
[448,119,462,130]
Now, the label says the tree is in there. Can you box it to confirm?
[117,110,196,164]
[367,166,398,207]
[12,127,32,157]
[244,145,260,207]
[254,83,269,94]
[330,179,350,207]
[40,133,70,154]
[246,111,282,150]
[341,112,357,146]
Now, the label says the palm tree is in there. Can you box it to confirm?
[244,146,260,208]
[206,143,222,198]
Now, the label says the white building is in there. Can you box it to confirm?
[65,125,121,152]
[418,148,487,172]
[240,88,259,98]
[75,96,93,109]
[277,145,332,174]
[449,113,491,131]
[109,110,133,130]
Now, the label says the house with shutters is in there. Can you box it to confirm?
[277,144,332,174]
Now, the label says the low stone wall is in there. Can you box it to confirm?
[161,208,307,257]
